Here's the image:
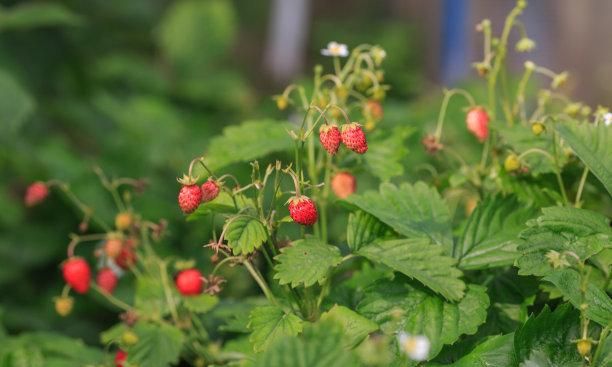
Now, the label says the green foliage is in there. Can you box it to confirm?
[556,121,612,197]
[126,322,185,367]
[247,305,303,352]
[346,210,394,251]
[0,331,103,366]
[513,304,582,366]
[274,238,342,287]
[0,70,34,134]
[456,195,537,270]
[516,207,612,276]
[183,294,219,314]
[358,239,465,300]
[543,269,612,326]
[187,192,251,220]
[225,215,269,255]
[432,334,515,367]
[346,182,453,250]
[198,120,294,172]
[0,3,82,30]
[357,278,489,359]
[320,305,379,349]
[365,126,414,182]
[250,320,360,367]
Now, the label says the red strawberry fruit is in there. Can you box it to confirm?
[116,246,137,269]
[341,123,368,154]
[62,257,91,294]
[24,181,49,207]
[319,124,342,155]
[331,172,356,199]
[201,179,220,202]
[115,349,127,367]
[176,268,204,296]
[178,184,202,214]
[466,107,490,142]
[96,267,118,294]
[288,196,318,225]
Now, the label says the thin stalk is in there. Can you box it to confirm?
[574,167,589,208]
[243,259,278,305]
[92,283,132,311]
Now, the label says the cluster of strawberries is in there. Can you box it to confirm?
[178,177,221,214]
[286,122,367,226]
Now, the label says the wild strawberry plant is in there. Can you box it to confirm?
[22,1,612,366]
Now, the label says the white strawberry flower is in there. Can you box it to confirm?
[397,332,430,361]
[321,42,349,57]
[603,112,612,126]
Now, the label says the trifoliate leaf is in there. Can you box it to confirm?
[456,195,537,270]
[320,305,379,349]
[247,305,303,352]
[358,238,465,301]
[187,191,251,221]
[126,322,185,367]
[556,121,612,197]
[516,207,612,276]
[274,238,342,287]
[347,210,394,251]
[513,304,582,366]
[357,278,489,360]
[225,216,268,255]
[196,119,294,173]
[251,320,359,367]
[183,294,219,314]
[543,268,612,327]
[346,182,453,251]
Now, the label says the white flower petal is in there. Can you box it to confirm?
[603,112,612,126]
[408,336,430,361]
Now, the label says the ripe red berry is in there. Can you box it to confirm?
[96,268,118,294]
[116,246,137,269]
[62,257,91,294]
[288,196,318,225]
[319,124,342,155]
[201,179,220,202]
[115,349,127,367]
[341,123,368,154]
[331,172,357,199]
[178,184,202,214]
[24,181,49,207]
[466,107,490,142]
[175,268,204,296]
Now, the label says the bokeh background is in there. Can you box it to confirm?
[1,0,610,346]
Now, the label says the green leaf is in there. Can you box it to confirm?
[365,126,413,182]
[183,294,219,314]
[357,278,489,359]
[543,269,612,327]
[197,119,294,173]
[134,275,169,317]
[456,195,537,270]
[0,70,35,134]
[274,238,342,287]
[433,333,515,367]
[187,191,251,221]
[347,210,394,251]
[100,323,127,345]
[556,121,612,197]
[126,322,185,367]
[358,238,465,301]
[516,207,612,276]
[248,305,303,353]
[226,216,268,255]
[346,182,452,250]
[0,3,82,31]
[320,305,379,349]
[513,304,582,366]
[251,320,359,367]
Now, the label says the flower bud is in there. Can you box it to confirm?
[504,154,521,172]
[516,37,536,53]
[577,339,592,357]
[531,122,545,136]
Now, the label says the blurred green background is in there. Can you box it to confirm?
[0,0,425,345]
[1,0,611,350]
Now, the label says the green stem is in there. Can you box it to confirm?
[592,327,610,365]
[159,260,180,324]
[320,154,332,243]
[92,283,132,311]
[433,88,476,141]
[243,259,278,306]
[574,167,589,208]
